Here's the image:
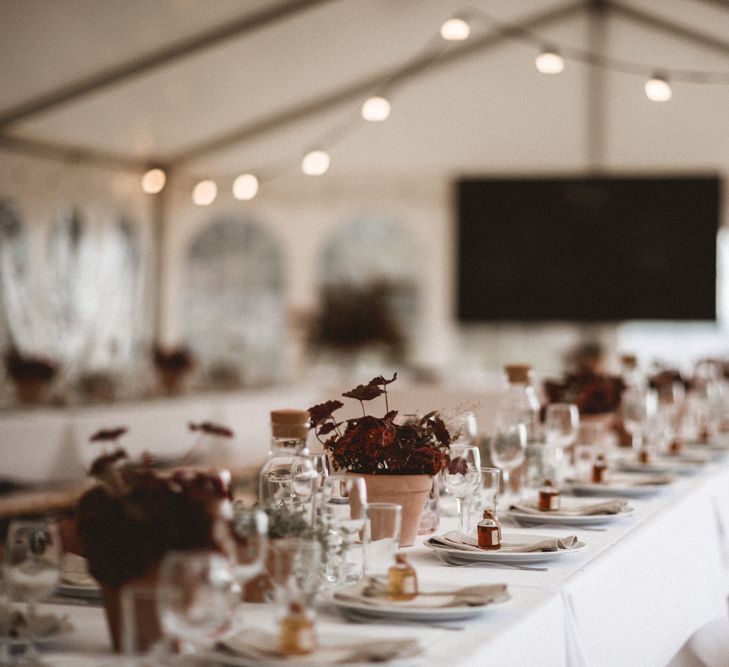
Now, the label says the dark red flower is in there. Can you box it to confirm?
[308,400,344,426]
[342,384,384,402]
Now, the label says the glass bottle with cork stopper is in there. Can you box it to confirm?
[387,554,418,601]
[259,409,312,508]
[591,453,608,483]
[538,479,560,511]
[477,509,502,550]
[280,600,317,656]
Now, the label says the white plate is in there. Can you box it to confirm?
[0,614,73,647]
[507,504,634,526]
[329,580,510,622]
[425,532,586,564]
[617,458,703,476]
[569,474,673,497]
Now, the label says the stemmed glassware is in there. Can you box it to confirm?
[231,507,268,591]
[3,519,62,665]
[320,475,367,583]
[441,443,481,535]
[269,537,323,612]
[544,403,580,481]
[157,551,239,655]
[467,467,501,535]
[622,387,658,453]
[489,423,527,502]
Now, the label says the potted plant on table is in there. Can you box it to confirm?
[308,373,452,546]
[74,446,232,651]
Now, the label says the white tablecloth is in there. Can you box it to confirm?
[21,459,729,666]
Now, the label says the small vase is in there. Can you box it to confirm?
[347,473,433,547]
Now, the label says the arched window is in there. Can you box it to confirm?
[185,217,284,386]
[319,215,421,346]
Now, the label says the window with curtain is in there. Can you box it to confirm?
[185,217,284,386]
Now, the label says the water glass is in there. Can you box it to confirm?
[3,519,62,664]
[269,537,323,612]
[320,475,367,583]
[467,467,501,535]
[363,503,401,576]
[231,507,268,585]
[622,387,658,451]
[158,551,238,654]
[490,423,527,500]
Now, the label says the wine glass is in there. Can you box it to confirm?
[158,551,238,654]
[231,508,268,587]
[467,467,501,535]
[320,475,367,582]
[622,387,658,452]
[269,537,323,611]
[489,423,527,501]
[3,519,62,665]
[441,444,481,535]
[545,403,579,481]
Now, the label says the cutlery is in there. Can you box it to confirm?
[432,550,548,571]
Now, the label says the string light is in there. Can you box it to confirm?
[301,150,330,176]
[440,17,470,41]
[361,96,391,122]
[233,173,259,200]
[141,168,166,194]
[192,179,217,205]
[535,49,565,74]
[644,74,672,102]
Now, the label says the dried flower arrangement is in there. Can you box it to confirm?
[543,371,625,416]
[308,373,451,475]
[4,348,58,382]
[75,448,231,587]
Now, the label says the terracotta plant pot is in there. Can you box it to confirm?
[348,473,433,547]
[101,566,161,653]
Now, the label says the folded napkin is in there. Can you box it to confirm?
[217,629,420,664]
[510,499,629,516]
[333,579,508,609]
[432,531,579,553]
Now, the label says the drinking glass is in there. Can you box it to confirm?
[363,503,401,576]
[260,454,317,519]
[310,453,331,509]
[467,467,501,535]
[622,387,658,451]
[269,537,323,611]
[320,474,367,582]
[158,551,238,654]
[449,411,478,445]
[441,444,481,535]
[574,421,606,479]
[544,403,579,481]
[3,520,62,665]
[490,423,527,501]
[231,508,268,586]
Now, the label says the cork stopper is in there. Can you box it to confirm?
[543,479,554,488]
[620,354,637,369]
[395,553,409,566]
[504,364,532,384]
[271,409,310,439]
[482,508,495,519]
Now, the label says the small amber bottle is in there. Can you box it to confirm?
[538,479,560,511]
[591,454,608,483]
[477,509,501,550]
[668,439,684,456]
[637,448,653,464]
[280,601,317,656]
[387,554,418,601]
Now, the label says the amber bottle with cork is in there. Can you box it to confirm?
[387,554,418,601]
[280,601,317,656]
[538,479,560,511]
[477,509,502,550]
[637,448,653,465]
[591,454,608,483]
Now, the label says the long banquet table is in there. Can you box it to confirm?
[28,456,729,666]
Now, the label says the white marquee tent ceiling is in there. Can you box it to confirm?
[2,0,729,180]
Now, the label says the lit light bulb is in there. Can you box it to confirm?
[361,96,391,122]
[440,17,470,41]
[192,179,217,206]
[301,150,330,176]
[233,173,259,200]
[644,74,672,101]
[535,50,565,74]
[141,168,166,194]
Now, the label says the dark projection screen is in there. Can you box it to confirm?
[457,176,720,322]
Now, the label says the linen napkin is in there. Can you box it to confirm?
[216,629,421,664]
[510,499,629,516]
[333,579,509,608]
[431,530,579,553]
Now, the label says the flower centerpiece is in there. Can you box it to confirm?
[308,373,451,545]
[74,444,231,651]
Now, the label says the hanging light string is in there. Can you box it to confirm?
[169,6,729,202]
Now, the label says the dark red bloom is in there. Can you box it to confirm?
[342,384,384,402]
[308,400,344,426]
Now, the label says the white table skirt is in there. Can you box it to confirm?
[26,460,729,666]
